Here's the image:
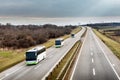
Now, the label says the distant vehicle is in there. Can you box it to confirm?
[71,33,75,38]
[25,46,46,65]
[55,38,64,48]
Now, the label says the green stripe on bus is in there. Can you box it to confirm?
[55,45,61,48]
[26,61,38,65]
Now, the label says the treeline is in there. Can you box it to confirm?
[0,23,77,48]
[85,22,120,27]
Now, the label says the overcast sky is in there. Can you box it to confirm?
[0,0,120,17]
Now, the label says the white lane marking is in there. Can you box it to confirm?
[0,76,5,80]
[6,66,23,76]
[70,28,88,80]
[92,30,120,80]
[93,68,96,76]
[34,64,41,69]
[91,52,93,56]
[48,55,54,58]
[13,67,33,80]
[5,74,10,77]
[0,66,24,80]
[113,64,115,67]
[92,58,94,63]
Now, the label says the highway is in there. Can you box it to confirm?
[70,27,120,80]
[0,27,85,80]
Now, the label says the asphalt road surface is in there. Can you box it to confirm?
[70,27,120,80]
[0,27,85,80]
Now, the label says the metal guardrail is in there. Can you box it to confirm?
[56,40,81,80]
[60,27,87,80]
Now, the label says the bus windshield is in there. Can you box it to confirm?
[55,40,61,45]
[26,52,36,61]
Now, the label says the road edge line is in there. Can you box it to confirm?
[70,28,88,80]
[92,29,120,80]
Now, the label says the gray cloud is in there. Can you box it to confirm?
[0,0,120,17]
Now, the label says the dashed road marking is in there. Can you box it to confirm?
[113,64,115,67]
[91,52,93,56]
[93,68,96,76]
[92,29,120,80]
[34,64,41,69]
[92,58,94,63]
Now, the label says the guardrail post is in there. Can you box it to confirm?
[50,72,52,76]
[46,76,48,80]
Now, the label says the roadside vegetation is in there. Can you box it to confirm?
[86,22,120,43]
[97,27,120,43]
[93,29,120,59]
[0,24,77,48]
[0,23,81,72]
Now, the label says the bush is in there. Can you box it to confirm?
[0,24,76,48]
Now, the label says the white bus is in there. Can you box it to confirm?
[25,46,46,65]
[55,38,64,48]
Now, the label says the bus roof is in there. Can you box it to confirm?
[71,33,75,34]
[26,46,45,52]
[55,38,64,41]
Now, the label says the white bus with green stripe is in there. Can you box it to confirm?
[25,46,46,65]
[55,38,64,48]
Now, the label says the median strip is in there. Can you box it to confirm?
[46,40,81,80]
[45,27,87,80]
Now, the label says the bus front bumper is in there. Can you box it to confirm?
[55,45,61,48]
[26,61,38,65]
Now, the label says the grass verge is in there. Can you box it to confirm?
[93,29,120,59]
[0,27,81,72]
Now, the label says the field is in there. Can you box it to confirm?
[0,27,81,72]
[98,27,120,43]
